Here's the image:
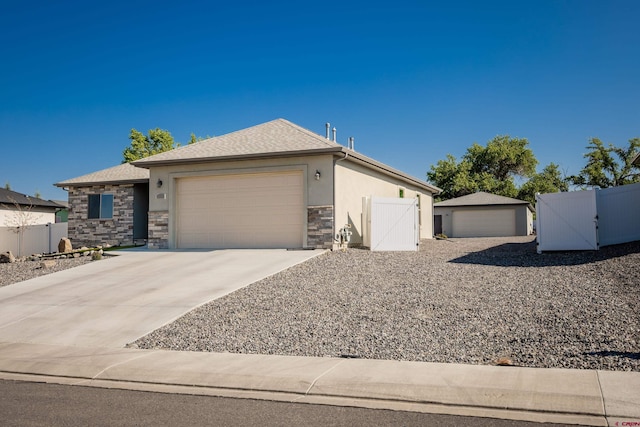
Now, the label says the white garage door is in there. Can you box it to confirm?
[176,171,304,249]
[452,209,516,237]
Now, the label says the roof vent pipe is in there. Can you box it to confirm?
[348,136,354,150]
[325,123,330,139]
[332,127,337,142]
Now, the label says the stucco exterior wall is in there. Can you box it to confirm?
[67,185,136,247]
[334,160,435,246]
[0,208,56,226]
[433,205,532,237]
[147,155,335,249]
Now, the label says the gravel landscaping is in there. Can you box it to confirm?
[131,236,640,372]
[0,257,95,287]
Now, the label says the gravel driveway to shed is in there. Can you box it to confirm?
[133,237,640,372]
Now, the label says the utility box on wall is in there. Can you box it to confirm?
[363,196,419,251]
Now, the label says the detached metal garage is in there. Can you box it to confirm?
[176,171,304,249]
[434,192,533,238]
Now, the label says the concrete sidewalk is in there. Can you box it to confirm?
[0,342,638,426]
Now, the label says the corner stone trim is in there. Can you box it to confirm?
[307,205,334,249]
[148,211,169,249]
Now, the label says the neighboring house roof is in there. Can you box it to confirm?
[632,152,640,166]
[0,188,63,209]
[55,162,150,187]
[132,118,440,194]
[434,192,534,211]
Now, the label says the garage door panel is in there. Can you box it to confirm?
[177,171,304,249]
[452,209,516,237]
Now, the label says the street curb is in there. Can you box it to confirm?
[1,342,638,425]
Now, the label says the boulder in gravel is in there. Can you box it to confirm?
[40,260,56,269]
[58,238,72,253]
[0,251,16,263]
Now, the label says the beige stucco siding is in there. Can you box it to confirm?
[147,155,334,249]
[334,160,434,245]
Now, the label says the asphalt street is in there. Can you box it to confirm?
[1,380,578,427]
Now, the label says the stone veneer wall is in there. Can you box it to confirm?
[307,205,334,249]
[67,185,135,247]
[148,211,169,249]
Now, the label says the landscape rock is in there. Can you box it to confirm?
[132,236,640,372]
[58,238,72,253]
[40,260,56,269]
[0,251,16,263]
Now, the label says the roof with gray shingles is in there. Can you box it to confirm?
[0,188,63,209]
[132,119,342,166]
[55,162,149,187]
[130,118,439,193]
[435,192,533,210]
[56,119,440,194]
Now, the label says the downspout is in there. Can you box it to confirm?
[333,151,349,248]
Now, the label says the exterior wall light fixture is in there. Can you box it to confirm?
[157,179,163,188]
[315,170,321,180]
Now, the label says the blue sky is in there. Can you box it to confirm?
[1,0,639,201]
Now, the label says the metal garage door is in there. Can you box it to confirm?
[176,171,304,249]
[452,209,516,237]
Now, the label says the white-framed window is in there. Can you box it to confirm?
[88,194,114,219]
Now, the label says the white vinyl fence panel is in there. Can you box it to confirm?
[536,190,598,253]
[536,182,640,252]
[0,223,68,256]
[365,197,418,251]
[597,182,640,247]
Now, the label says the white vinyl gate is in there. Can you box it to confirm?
[363,197,418,251]
[536,182,640,252]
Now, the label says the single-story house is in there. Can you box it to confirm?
[433,192,534,237]
[0,188,64,226]
[56,118,440,249]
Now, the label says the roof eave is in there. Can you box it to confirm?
[54,178,149,188]
[435,202,535,212]
[131,147,346,168]
[132,146,441,194]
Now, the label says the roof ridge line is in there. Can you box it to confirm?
[277,119,343,149]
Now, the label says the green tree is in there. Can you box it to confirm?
[517,163,568,205]
[569,138,640,188]
[122,128,178,163]
[426,155,476,200]
[4,182,11,190]
[188,133,214,144]
[427,135,538,200]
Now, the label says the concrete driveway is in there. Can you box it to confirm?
[0,249,323,348]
